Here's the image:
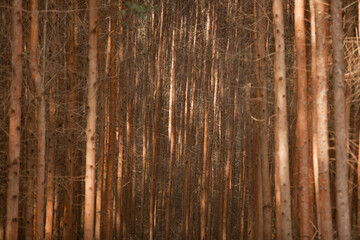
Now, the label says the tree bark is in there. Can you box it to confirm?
[294,0,313,238]
[84,0,98,239]
[102,0,117,237]
[314,1,334,239]
[149,2,164,239]
[255,0,271,238]
[165,9,177,240]
[29,0,46,238]
[6,1,22,238]
[309,0,321,236]
[273,0,293,238]
[331,1,351,239]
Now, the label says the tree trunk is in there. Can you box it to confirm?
[165,9,177,240]
[64,2,77,237]
[45,86,56,240]
[331,1,351,239]
[149,2,164,239]
[84,0,98,238]
[6,1,22,237]
[29,0,46,238]
[273,0,293,238]
[102,0,117,237]
[314,1,334,239]
[255,0,271,237]
[309,0,321,236]
[294,0,313,238]
[116,1,124,239]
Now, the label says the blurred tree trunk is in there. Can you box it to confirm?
[331,1,351,239]
[273,0,293,238]
[314,1,334,239]
[116,1,124,239]
[165,5,177,239]
[84,0,98,238]
[182,4,197,238]
[64,1,77,237]
[45,1,57,238]
[149,2,164,239]
[95,1,105,238]
[200,5,211,239]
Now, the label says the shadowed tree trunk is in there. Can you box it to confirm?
[331,1,351,239]
[6,0,23,238]
[29,0,46,238]
[149,2,164,239]
[102,0,117,238]
[254,0,271,238]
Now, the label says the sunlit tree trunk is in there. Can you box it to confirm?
[6,1,23,238]
[84,0,98,238]
[273,0,293,238]
[314,1,334,239]
[165,8,177,240]
[331,1,351,239]
[29,0,46,238]
[294,0,313,238]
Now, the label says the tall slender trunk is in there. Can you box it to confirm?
[102,0,117,238]
[24,88,35,240]
[165,9,177,240]
[331,1,351,239]
[29,0,46,238]
[309,0,321,236]
[314,1,334,239]
[84,0,98,238]
[255,0,271,237]
[45,86,56,240]
[200,7,211,240]
[95,6,105,240]
[149,2,164,239]
[294,0,313,238]
[45,1,57,238]
[64,2,77,237]
[273,0,293,238]
[6,1,22,237]
[5,0,23,239]
[116,1,124,239]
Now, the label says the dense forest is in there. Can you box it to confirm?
[1,0,360,239]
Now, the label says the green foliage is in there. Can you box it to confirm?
[122,1,159,19]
